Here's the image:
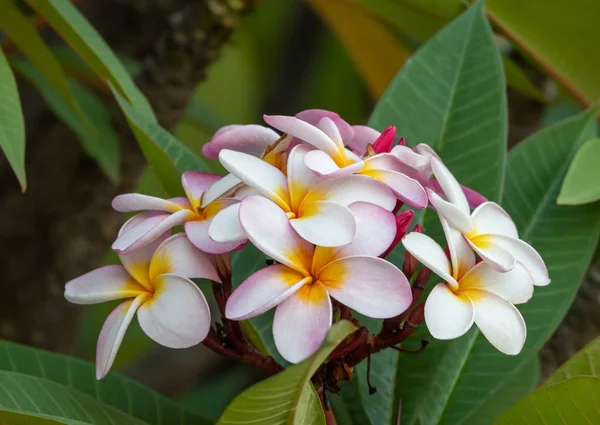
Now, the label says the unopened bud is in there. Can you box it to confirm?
[215,254,232,281]
[398,137,407,146]
[372,126,396,154]
[402,224,422,278]
[381,210,414,259]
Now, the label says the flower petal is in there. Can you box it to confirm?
[264,114,340,158]
[181,171,221,207]
[467,234,517,273]
[391,145,430,171]
[273,282,332,363]
[304,175,396,211]
[471,202,519,238]
[424,283,474,340]
[112,194,185,213]
[428,189,474,233]
[112,210,194,254]
[239,195,314,274]
[487,234,550,286]
[319,256,412,318]
[208,203,246,243]
[287,144,323,211]
[296,109,354,142]
[469,290,526,355]
[402,232,458,289]
[225,264,308,320]
[202,125,280,158]
[347,125,381,155]
[361,169,428,209]
[318,117,345,150]
[219,149,290,210]
[137,274,211,348]
[430,157,470,214]
[201,173,242,208]
[149,233,220,282]
[65,265,146,304]
[292,201,356,247]
[185,219,243,255]
[414,143,441,160]
[96,295,146,379]
[303,150,362,177]
[440,216,475,281]
[462,185,488,209]
[459,262,534,305]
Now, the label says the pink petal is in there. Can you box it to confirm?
[213,124,242,138]
[264,115,340,158]
[287,145,323,211]
[471,202,518,238]
[225,264,308,320]
[65,265,146,304]
[361,169,428,209]
[202,125,280,158]
[239,195,314,274]
[137,274,211,348]
[185,219,244,255]
[424,283,474,340]
[296,109,353,143]
[291,201,356,247]
[305,175,396,211]
[319,256,412,318]
[428,189,474,233]
[317,117,345,150]
[181,171,221,206]
[347,125,381,155]
[219,149,290,210]
[112,210,195,254]
[273,282,332,363]
[96,295,146,379]
[402,232,458,290]
[430,157,470,214]
[149,233,220,282]
[460,262,533,305]
[112,193,185,213]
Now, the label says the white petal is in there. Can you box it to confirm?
[287,144,323,211]
[185,219,244,255]
[239,195,314,274]
[264,115,340,158]
[361,169,428,209]
[273,282,332,363]
[430,157,470,214]
[391,145,430,172]
[402,232,458,289]
[208,203,246,243]
[470,290,526,355]
[489,234,550,286]
[320,256,412,318]
[96,295,146,379]
[225,265,308,320]
[318,117,345,150]
[304,175,396,211]
[428,189,474,233]
[414,143,441,160]
[218,149,290,210]
[459,262,534,305]
[467,235,517,273]
[471,202,518,238]
[291,201,356,247]
[112,194,185,213]
[296,109,354,142]
[440,216,475,281]
[137,274,211,348]
[65,265,146,304]
[201,173,242,208]
[303,150,342,176]
[149,233,220,282]
[424,283,474,339]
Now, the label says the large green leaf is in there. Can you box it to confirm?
[545,336,600,385]
[0,48,26,191]
[12,59,120,183]
[217,321,356,425]
[26,0,154,120]
[557,137,600,205]
[487,0,600,106]
[493,377,600,425]
[0,340,211,425]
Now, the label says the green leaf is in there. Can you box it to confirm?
[0,48,26,191]
[52,45,142,81]
[558,137,600,205]
[546,335,600,385]
[112,87,210,197]
[486,0,600,106]
[26,0,154,120]
[493,377,600,425]
[0,340,211,425]
[12,59,120,183]
[217,321,356,425]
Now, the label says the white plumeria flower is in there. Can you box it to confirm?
[264,115,428,208]
[225,196,412,363]
[427,157,550,286]
[402,218,534,355]
[112,171,243,255]
[65,218,220,379]
[213,145,397,247]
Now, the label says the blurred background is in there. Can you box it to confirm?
[0,0,598,419]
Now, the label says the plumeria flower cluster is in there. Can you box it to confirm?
[64,109,549,379]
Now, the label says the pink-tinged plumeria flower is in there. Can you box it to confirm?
[65,218,220,379]
[112,171,243,255]
[202,124,281,159]
[427,157,550,286]
[225,196,412,363]
[213,145,396,247]
[263,115,428,208]
[402,217,534,355]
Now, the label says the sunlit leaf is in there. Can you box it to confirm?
[545,335,600,385]
[494,377,600,425]
[308,0,411,98]
[0,340,211,425]
[487,0,600,106]
[557,137,600,205]
[0,48,26,191]
[217,321,356,425]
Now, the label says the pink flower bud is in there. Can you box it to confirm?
[381,210,414,258]
[372,126,396,154]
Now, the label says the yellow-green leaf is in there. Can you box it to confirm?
[546,335,600,385]
[557,137,600,205]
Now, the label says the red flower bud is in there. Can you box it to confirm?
[381,210,414,258]
[372,126,396,154]
[402,224,422,277]
[398,137,407,146]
